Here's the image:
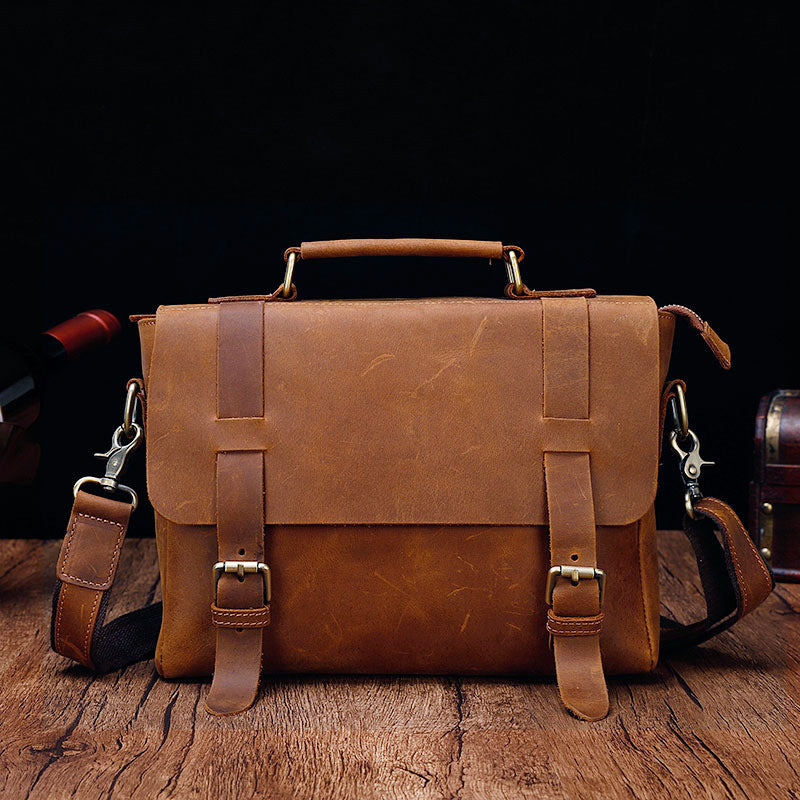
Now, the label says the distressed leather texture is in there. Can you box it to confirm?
[143,297,661,527]
[151,515,660,679]
[136,294,665,686]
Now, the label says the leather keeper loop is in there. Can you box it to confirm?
[211,604,271,628]
[546,609,604,637]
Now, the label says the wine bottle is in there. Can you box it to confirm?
[0,309,120,426]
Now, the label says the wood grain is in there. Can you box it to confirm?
[0,534,798,799]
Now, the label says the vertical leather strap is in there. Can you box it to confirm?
[541,297,609,721]
[542,297,589,419]
[217,300,265,419]
[205,301,269,716]
[544,453,608,720]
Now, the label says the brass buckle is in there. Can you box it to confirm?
[545,565,606,606]
[212,561,271,604]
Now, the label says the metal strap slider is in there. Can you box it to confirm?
[545,565,606,606]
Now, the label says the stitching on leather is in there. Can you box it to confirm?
[159,515,172,678]
[659,304,704,326]
[162,306,216,312]
[215,304,220,421]
[596,300,652,307]
[547,629,599,637]
[636,515,657,669]
[547,615,603,635]
[547,628,600,635]
[214,620,268,627]
[211,605,271,629]
[54,582,67,654]
[701,498,752,611]
[540,301,546,419]
[59,513,125,589]
[585,296,591,418]
[548,620,603,627]
[154,297,650,312]
[82,589,100,663]
[212,609,270,618]
[701,497,772,603]
[547,611,603,629]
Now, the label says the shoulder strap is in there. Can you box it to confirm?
[661,497,774,649]
[51,489,161,671]
[51,487,773,675]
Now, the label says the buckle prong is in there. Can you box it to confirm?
[545,565,606,606]
[213,561,271,604]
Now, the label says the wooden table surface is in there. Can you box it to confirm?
[0,534,798,800]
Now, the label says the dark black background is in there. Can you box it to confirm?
[2,2,790,536]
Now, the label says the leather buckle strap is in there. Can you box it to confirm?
[205,451,268,716]
[541,296,609,721]
[205,300,269,717]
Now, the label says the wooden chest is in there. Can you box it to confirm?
[751,390,800,581]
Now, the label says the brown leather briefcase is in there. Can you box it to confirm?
[51,239,773,720]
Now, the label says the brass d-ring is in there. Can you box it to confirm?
[669,384,689,440]
[504,249,524,295]
[123,382,139,437]
[283,251,297,298]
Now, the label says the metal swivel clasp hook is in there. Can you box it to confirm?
[72,383,143,510]
[93,423,143,486]
[669,428,715,484]
[669,427,715,519]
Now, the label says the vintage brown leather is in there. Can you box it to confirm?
[286,238,513,261]
[52,239,774,721]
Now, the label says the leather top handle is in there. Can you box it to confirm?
[279,239,526,299]
[284,239,524,262]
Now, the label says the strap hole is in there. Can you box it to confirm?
[238,548,246,556]
[236,628,243,633]
[570,553,579,561]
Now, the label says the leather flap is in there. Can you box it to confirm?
[143,297,660,526]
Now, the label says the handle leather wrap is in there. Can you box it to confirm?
[293,239,508,261]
